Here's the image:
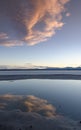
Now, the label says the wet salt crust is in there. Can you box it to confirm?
[0,110,81,130]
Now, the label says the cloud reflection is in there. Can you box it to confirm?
[0,94,80,130]
[0,94,56,117]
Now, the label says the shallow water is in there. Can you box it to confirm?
[0,79,81,120]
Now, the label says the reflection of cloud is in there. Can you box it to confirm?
[0,94,22,101]
[0,94,56,117]
[0,103,7,109]
[24,95,56,117]
[0,94,80,130]
[0,0,70,46]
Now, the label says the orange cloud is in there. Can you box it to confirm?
[23,0,70,45]
[0,0,70,46]
[0,40,23,47]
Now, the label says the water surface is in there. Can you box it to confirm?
[0,79,81,120]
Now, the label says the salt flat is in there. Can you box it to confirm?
[0,70,81,75]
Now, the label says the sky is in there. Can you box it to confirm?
[0,0,81,68]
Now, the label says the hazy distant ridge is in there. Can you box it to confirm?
[0,67,81,71]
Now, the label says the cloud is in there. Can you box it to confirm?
[0,63,47,69]
[66,12,71,17]
[0,40,23,47]
[0,33,8,40]
[0,0,70,46]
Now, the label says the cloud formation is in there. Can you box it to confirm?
[0,63,47,69]
[0,0,70,46]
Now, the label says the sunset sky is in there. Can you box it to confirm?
[0,0,81,68]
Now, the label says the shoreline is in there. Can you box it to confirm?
[0,74,81,81]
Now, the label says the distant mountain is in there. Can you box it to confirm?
[46,67,81,70]
[0,67,81,71]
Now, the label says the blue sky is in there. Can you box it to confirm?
[0,0,81,68]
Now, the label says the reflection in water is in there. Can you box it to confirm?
[0,79,81,129]
[0,94,56,117]
[0,94,81,130]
